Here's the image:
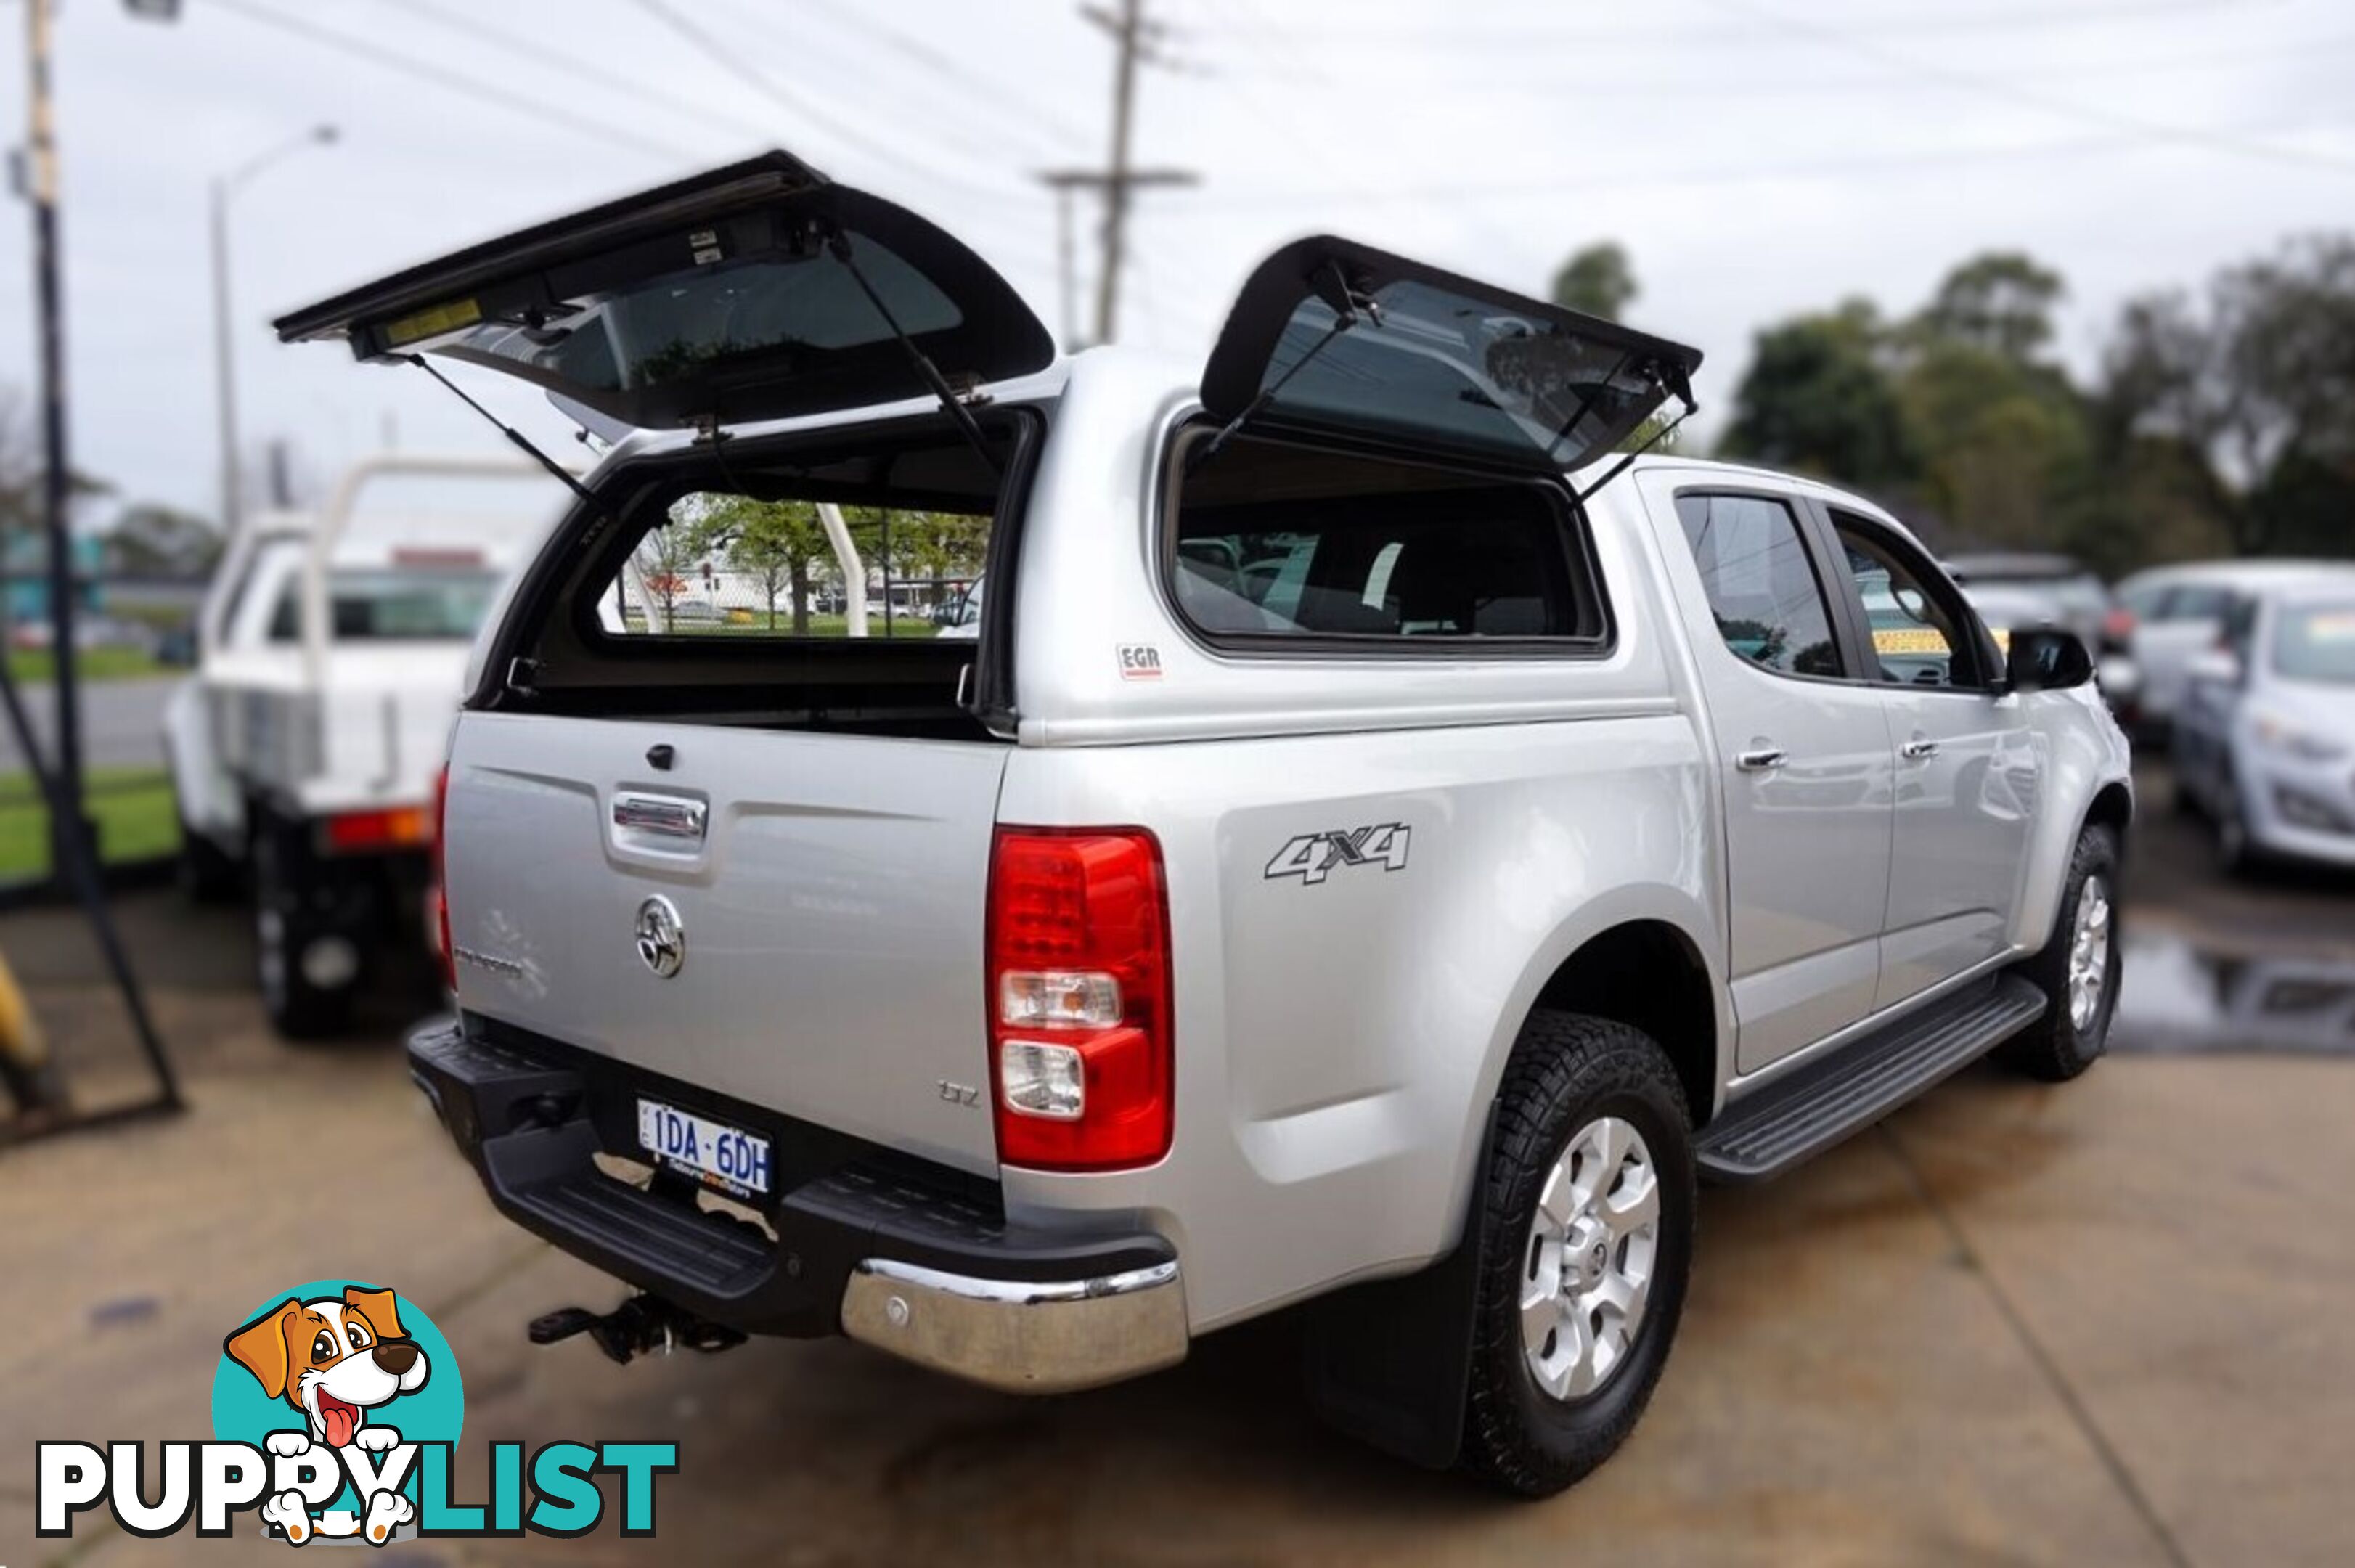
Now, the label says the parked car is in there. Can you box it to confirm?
[2113,560,2338,737]
[280,152,2133,1497]
[162,455,570,1037]
[2171,568,2355,874]
[1959,580,2142,724]
[935,574,982,639]
[1944,552,2115,651]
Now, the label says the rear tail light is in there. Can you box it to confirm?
[321,804,433,853]
[430,764,453,994]
[986,827,1172,1171]
[2101,606,2137,654]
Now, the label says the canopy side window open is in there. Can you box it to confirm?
[1197,236,1703,483]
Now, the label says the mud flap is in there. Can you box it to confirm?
[1300,1103,1496,1469]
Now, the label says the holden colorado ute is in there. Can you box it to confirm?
[278,153,2133,1495]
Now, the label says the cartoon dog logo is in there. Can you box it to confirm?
[224,1285,428,1544]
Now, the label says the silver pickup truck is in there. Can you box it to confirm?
[279,152,2133,1495]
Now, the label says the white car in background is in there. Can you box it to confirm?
[935,573,981,639]
[2114,560,2340,737]
[163,455,570,1037]
[1959,580,2143,722]
[2172,568,2355,874]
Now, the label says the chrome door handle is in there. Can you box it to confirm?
[1901,738,1940,760]
[613,791,708,841]
[1736,748,1787,772]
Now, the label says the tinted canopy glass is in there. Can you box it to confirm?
[275,153,1053,432]
[1203,237,1702,474]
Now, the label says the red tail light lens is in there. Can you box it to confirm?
[322,804,433,853]
[986,828,1172,1171]
[430,764,454,994]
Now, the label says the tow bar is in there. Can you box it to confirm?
[528,1294,746,1365]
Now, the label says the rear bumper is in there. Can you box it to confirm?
[407,1016,1187,1393]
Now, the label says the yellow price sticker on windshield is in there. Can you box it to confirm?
[1872,627,1952,656]
[2304,613,2355,642]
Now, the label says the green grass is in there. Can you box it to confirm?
[4,645,167,682]
[0,767,179,884]
[621,611,940,640]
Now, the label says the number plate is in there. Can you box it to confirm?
[635,1098,772,1197]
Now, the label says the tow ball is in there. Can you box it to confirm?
[528,1294,746,1365]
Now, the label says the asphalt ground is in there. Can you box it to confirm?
[3,760,2352,1565]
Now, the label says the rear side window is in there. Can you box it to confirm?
[600,493,989,640]
[1673,493,1842,679]
[2160,584,2234,623]
[1167,431,1605,647]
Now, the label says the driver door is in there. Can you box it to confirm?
[1818,508,2041,1008]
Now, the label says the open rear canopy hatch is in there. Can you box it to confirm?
[274,151,1057,434]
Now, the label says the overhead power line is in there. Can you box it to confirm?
[626,0,1034,201]
[208,0,696,163]
[1177,113,2355,210]
[794,0,1099,156]
[1175,0,2292,52]
[362,0,777,147]
[1697,0,2355,177]
[1199,27,2355,97]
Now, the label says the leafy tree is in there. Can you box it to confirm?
[629,521,693,632]
[1914,252,2065,364]
[1718,299,1917,489]
[1550,242,1638,322]
[2099,235,2355,555]
[104,504,221,576]
[676,493,832,632]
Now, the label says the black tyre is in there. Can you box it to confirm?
[2212,772,2264,879]
[1461,1012,1696,1498]
[252,826,358,1040]
[2000,824,2121,1082]
[176,822,242,903]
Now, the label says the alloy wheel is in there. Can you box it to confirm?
[1521,1115,1660,1402]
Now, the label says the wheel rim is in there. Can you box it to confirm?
[1521,1115,1660,1402]
[2068,874,2113,1032]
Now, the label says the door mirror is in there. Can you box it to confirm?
[2006,626,2095,691]
[2185,648,2245,689]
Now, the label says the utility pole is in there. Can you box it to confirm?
[23,0,89,880]
[1037,0,1196,348]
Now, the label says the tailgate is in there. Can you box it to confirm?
[443,711,1010,1175]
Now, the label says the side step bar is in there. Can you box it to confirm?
[1697,973,2048,1183]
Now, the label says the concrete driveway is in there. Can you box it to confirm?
[3,771,2351,1565]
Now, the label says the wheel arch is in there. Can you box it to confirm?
[1477,897,1730,1146]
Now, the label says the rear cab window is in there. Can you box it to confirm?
[1167,431,1607,649]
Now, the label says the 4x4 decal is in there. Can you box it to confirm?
[1264,823,1411,885]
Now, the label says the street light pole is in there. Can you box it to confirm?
[210,126,336,542]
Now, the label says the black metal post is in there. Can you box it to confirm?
[25,0,89,888]
[0,650,181,1118]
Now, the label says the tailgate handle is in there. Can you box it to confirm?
[613,792,707,842]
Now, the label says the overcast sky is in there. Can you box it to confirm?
[4,0,2352,523]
